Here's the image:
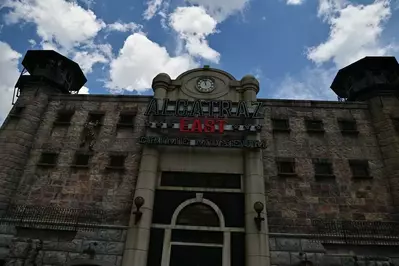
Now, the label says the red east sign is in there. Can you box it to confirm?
[179,118,226,133]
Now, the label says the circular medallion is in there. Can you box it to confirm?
[196,77,216,93]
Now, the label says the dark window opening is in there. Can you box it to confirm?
[305,119,324,132]
[176,203,219,227]
[0,260,5,266]
[393,118,399,133]
[276,159,296,176]
[314,159,334,177]
[73,153,91,167]
[118,113,136,127]
[55,111,74,124]
[272,118,290,131]
[161,172,241,189]
[10,106,25,118]
[172,230,223,244]
[339,119,358,133]
[88,112,104,124]
[108,155,126,169]
[349,160,371,179]
[38,152,58,166]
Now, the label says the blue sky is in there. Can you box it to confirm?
[0,0,398,122]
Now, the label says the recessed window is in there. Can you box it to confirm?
[313,159,334,178]
[349,160,371,179]
[108,155,126,169]
[73,153,91,167]
[338,119,358,134]
[276,158,296,176]
[38,152,58,166]
[305,119,324,132]
[10,106,25,118]
[55,110,74,125]
[272,118,290,132]
[88,112,104,124]
[117,112,136,127]
[393,118,399,133]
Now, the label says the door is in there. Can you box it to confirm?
[169,245,222,266]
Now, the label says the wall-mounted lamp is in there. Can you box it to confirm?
[133,196,145,224]
[253,201,265,231]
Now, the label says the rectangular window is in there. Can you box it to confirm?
[276,158,296,176]
[38,152,58,167]
[305,119,324,132]
[349,160,371,179]
[107,155,127,169]
[272,118,290,132]
[313,159,334,178]
[117,112,136,127]
[55,110,74,125]
[338,119,358,134]
[88,112,105,124]
[73,153,91,167]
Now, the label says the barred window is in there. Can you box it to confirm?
[176,203,219,227]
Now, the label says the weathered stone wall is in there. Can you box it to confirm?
[367,96,399,218]
[261,100,393,229]
[12,95,149,223]
[0,86,54,213]
[0,224,126,266]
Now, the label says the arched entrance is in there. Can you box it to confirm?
[161,198,230,266]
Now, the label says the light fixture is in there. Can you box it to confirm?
[253,201,265,231]
[133,196,145,224]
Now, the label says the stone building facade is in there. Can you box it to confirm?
[0,50,399,266]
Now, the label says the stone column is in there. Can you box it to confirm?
[122,73,171,266]
[241,75,270,266]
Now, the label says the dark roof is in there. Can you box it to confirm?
[21,50,87,91]
[330,56,399,97]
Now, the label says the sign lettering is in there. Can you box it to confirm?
[179,118,226,133]
[144,99,264,119]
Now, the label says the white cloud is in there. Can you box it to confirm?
[308,0,393,68]
[107,22,142,33]
[78,86,90,94]
[2,0,106,50]
[287,0,305,5]
[272,67,338,100]
[169,6,220,62]
[107,33,197,93]
[73,51,108,74]
[28,39,36,47]
[0,41,22,125]
[186,0,250,22]
[143,0,164,20]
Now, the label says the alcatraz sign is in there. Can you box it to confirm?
[144,98,265,119]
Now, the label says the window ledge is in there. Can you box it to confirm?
[307,129,325,133]
[37,163,56,167]
[273,128,291,132]
[352,175,373,180]
[117,123,134,128]
[315,174,335,179]
[278,173,298,177]
[70,165,89,169]
[106,166,125,171]
[341,130,359,135]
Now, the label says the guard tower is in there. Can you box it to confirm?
[13,50,87,104]
[331,56,399,220]
[330,56,399,101]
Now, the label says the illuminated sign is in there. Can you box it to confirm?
[179,118,226,133]
[138,136,266,149]
[145,99,265,119]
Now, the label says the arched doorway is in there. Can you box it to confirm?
[161,198,230,266]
